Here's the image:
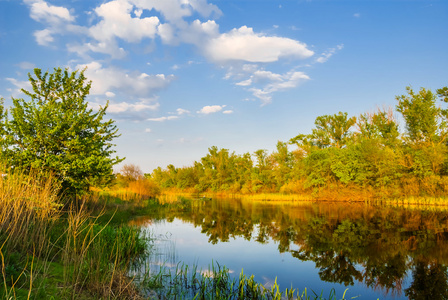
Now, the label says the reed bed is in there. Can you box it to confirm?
[138,262,355,300]
[0,166,148,299]
[0,166,61,299]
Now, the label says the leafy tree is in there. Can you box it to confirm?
[357,108,400,147]
[0,68,123,195]
[312,112,357,148]
[437,86,448,104]
[290,112,356,150]
[396,87,448,179]
[396,86,447,145]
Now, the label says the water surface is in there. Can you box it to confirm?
[133,198,448,299]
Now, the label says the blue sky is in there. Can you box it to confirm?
[1,0,447,172]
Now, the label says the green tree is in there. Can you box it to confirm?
[0,68,123,195]
[290,112,356,151]
[396,87,448,179]
[357,108,400,147]
[312,112,357,148]
[396,86,447,145]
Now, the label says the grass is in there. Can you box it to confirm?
[137,262,357,300]
[0,166,149,299]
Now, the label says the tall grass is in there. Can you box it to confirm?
[0,166,61,299]
[61,201,147,299]
[0,166,148,299]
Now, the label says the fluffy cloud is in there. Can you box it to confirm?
[34,29,54,46]
[130,0,221,23]
[197,105,226,114]
[77,62,175,98]
[204,26,314,63]
[24,0,79,46]
[90,0,160,43]
[24,0,320,106]
[27,0,74,24]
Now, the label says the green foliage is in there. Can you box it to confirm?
[151,85,448,199]
[396,86,446,144]
[0,68,123,195]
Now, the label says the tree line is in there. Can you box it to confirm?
[151,86,448,199]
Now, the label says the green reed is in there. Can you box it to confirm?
[138,261,356,300]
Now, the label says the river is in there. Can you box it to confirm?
[131,197,448,299]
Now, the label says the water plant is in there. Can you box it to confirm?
[138,262,356,300]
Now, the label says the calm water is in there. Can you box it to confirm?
[132,198,448,299]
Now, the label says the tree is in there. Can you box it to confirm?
[0,67,123,195]
[396,87,448,178]
[120,163,144,182]
[396,86,447,145]
[290,112,356,151]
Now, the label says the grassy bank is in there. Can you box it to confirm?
[0,167,148,299]
[156,189,448,209]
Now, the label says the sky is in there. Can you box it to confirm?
[1,0,447,173]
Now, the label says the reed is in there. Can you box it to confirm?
[139,262,354,300]
[0,165,61,298]
[0,165,149,299]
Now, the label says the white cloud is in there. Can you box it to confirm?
[223,110,233,114]
[105,91,116,98]
[354,13,361,18]
[145,128,152,133]
[34,29,54,46]
[90,0,160,44]
[176,108,190,115]
[5,78,32,97]
[68,41,127,59]
[316,44,344,63]
[134,8,143,18]
[27,0,75,24]
[107,102,159,113]
[148,116,179,121]
[17,61,36,69]
[251,71,310,105]
[197,105,226,114]
[76,62,175,98]
[224,64,311,105]
[24,0,79,46]
[131,0,221,23]
[204,26,314,63]
[88,100,159,115]
[236,79,252,86]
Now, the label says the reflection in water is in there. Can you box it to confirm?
[135,198,448,299]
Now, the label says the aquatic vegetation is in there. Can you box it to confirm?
[138,262,355,300]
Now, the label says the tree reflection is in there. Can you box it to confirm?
[317,251,363,286]
[405,258,448,300]
[142,198,448,297]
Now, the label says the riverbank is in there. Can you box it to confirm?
[0,168,148,299]
[156,189,448,208]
